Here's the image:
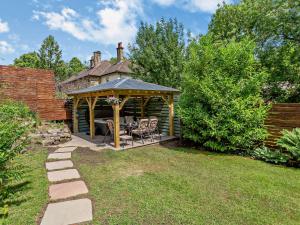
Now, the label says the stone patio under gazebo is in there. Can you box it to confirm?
[67,78,180,150]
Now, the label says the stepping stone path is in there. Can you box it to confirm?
[41,199,92,225]
[48,152,71,160]
[40,147,93,225]
[54,146,77,153]
[46,160,73,171]
[47,169,80,182]
[49,181,88,200]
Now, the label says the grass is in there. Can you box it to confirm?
[0,146,48,225]
[73,144,300,225]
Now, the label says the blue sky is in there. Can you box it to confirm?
[0,0,232,65]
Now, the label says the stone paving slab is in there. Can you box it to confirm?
[49,180,88,201]
[40,198,92,225]
[54,147,77,153]
[45,160,73,171]
[47,169,80,182]
[48,153,71,160]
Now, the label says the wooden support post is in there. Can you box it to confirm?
[73,97,80,133]
[141,97,144,118]
[91,97,98,139]
[169,94,174,136]
[86,97,97,140]
[113,95,120,149]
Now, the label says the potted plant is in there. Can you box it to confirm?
[105,96,121,105]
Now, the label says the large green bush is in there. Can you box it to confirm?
[0,100,36,215]
[177,35,269,152]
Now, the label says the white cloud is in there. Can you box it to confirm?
[0,19,9,33]
[8,33,20,41]
[34,0,143,46]
[152,0,176,6]
[20,44,30,51]
[0,41,15,54]
[61,7,78,18]
[31,14,40,20]
[186,0,231,13]
[152,0,232,13]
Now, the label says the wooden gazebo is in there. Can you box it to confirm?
[67,78,180,149]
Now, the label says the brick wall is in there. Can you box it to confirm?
[0,65,71,120]
[265,103,300,147]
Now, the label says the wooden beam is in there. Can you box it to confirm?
[119,96,130,110]
[161,95,169,104]
[73,97,80,133]
[92,96,98,109]
[85,97,91,106]
[143,97,151,107]
[169,94,174,136]
[113,95,120,149]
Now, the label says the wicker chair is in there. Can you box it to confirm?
[148,118,160,141]
[130,118,149,144]
[125,116,134,125]
[103,119,114,143]
[103,119,128,143]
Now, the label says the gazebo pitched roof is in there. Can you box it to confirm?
[67,78,179,95]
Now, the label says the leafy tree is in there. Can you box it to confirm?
[109,57,118,64]
[13,52,39,68]
[177,35,269,152]
[12,36,86,82]
[209,0,300,102]
[67,57,86,76]
[38,35,65,81]
[129,18,185,88]
[55,61,69,82]
[109,57,127,64]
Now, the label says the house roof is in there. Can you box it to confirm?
[67,78,180,95]
[60,60,132,84]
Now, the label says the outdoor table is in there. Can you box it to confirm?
[120,135,133,148]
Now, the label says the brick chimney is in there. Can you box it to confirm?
[116,42,124,63]
[90,55,95,68]
[93,51,101,66]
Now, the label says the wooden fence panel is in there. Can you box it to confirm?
[0,65,71,120]
[265,103,300,147]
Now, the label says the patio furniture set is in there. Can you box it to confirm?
[103,116,161,147]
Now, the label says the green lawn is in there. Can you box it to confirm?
[0,147,48,225]
[73,144,300,225]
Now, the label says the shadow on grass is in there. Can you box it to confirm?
[74,147,109,165]
[0,180,31,218]
[159,139,242,158]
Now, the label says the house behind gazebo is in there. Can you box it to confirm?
[59,42,132,93]
[67,78,180,149]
